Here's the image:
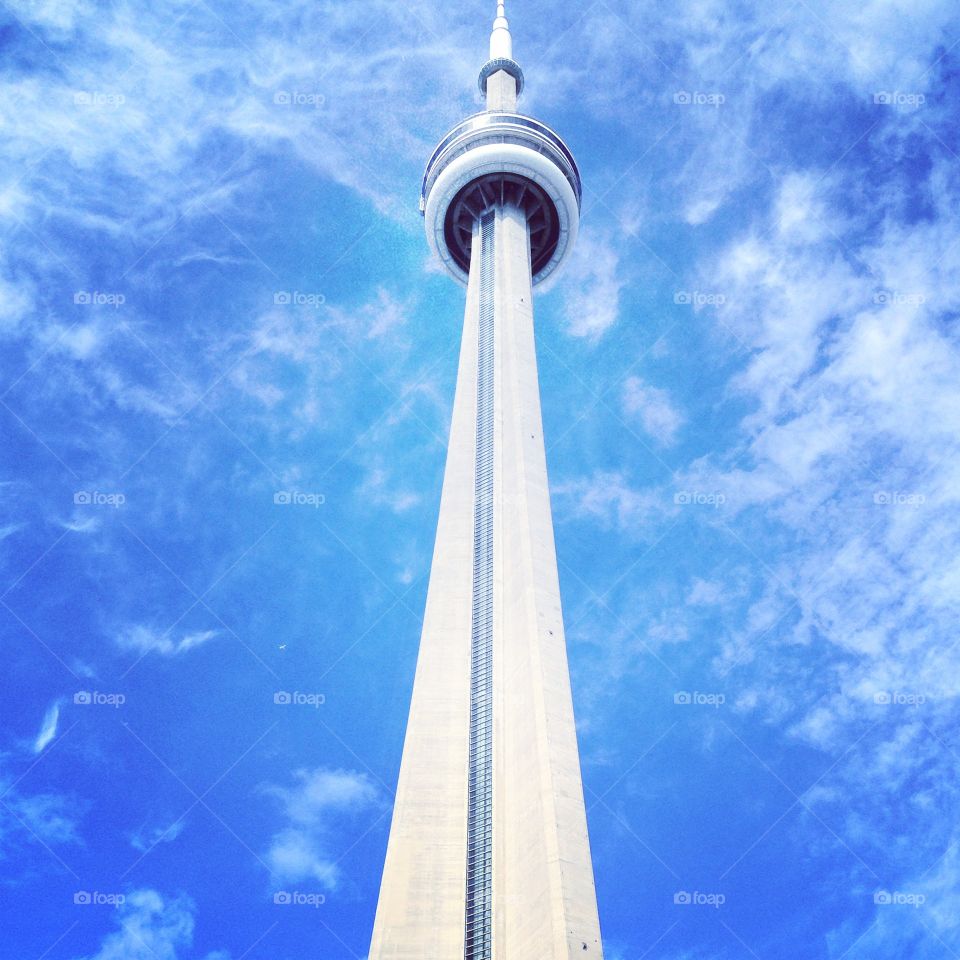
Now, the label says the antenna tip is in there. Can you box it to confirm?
[489,0,513,60]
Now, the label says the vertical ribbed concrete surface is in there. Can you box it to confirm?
[493,204,602,960]
[368,228,482,960]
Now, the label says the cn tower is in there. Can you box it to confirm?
[369,5,602,959]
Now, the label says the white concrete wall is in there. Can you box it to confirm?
[494,203,603,959]
[486,70,517,112]
[368,228,482,960]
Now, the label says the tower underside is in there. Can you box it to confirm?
[445,174,561,281]
[368,202,603,960]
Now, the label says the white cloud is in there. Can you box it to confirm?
[622,376,684,444]
[0,1,474,441]
[0,742,79,856]
[686,578,725,606]
[675,109,754,227]
[825,835,960,957]
[561,229,626,341]
[357,465,420,514]
[1,790,79,850]
[265,831,340,889]
[117,626,218,657]
[0,522,23,541]
[71,888,230,960]
[0,1,475,254]
[130,818,187,853]
[32,701,60,754]
[663,159,960,908]
[262,767,380,889]
[58,513,102,534]
[0,267,33,334]
[70,659,99,679]
[553,471,662,534]
[359,288,410,341]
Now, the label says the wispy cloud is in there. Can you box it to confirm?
[561,229,626,341]
[553,470,662,534]
[130,818,187,853]
[357,465,420,514]
[71,888,231,960]
[261,767,380,889]
[58,513,102,534]
[622,375,684,445]
[32,701,60,754]
[0,522,23,541]
[0,786,80,854]
[116,626,218,657]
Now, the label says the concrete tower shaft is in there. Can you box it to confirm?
[369,6,602,959]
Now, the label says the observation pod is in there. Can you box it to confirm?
[421,111,582,288]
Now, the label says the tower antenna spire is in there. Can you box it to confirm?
[480,0,524,108]
[490,0,512,60]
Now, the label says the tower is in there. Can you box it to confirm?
[369,5,601,959]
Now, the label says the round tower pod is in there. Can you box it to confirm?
[478,57,525,97]
[421,112,582,287]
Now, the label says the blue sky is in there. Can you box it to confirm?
[2,0,960,957]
